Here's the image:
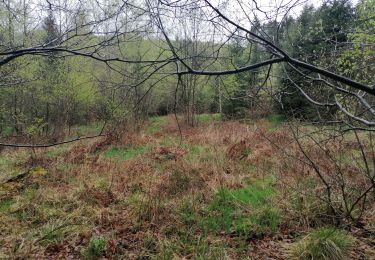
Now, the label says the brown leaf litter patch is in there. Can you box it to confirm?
[152,146,188,161]
[22,155,55,169]
[227,139,253,160]
[78,185,116,207]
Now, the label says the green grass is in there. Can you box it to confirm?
[158,231,228,259]
[266,114,286,126]
[179,199,198,226]
[56,162,76,173]
[38,221,67,244]
[83,237,107,259]
[1,126,14,137]
[196,113,221,123]
[74,121,104,136]
[103,145,147,161]
[45,146,70,158]
[146,116,167,134]
[0,199,14,213]
[0,156,23,182]
[289,227,355,260]
[0,157,15,174]
[183,144,210,160]
[203,178,280,237]
[160,136,179,146]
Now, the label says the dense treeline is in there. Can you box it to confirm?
[223,0,374,121]
[0,0,374,140]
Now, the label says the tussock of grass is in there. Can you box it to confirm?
[83,237,107,259]
[158,231,228,259]
[289,227,355,260]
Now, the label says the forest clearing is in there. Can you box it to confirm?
[1,0,375,258]
[0,115,374,259]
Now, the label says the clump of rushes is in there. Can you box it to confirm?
[289,227,355,260]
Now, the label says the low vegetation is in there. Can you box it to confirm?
[289,227,355,260]
[0,115,374,259]
[1,0,375,258]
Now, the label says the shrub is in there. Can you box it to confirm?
[289,227,355,260]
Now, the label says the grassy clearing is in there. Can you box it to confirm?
[0,115,373,259]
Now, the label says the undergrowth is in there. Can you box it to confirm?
[0,115,373,259]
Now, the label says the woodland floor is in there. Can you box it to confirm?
[0,115,374,259]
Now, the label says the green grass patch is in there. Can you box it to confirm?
[0,199,14,213]
[104,145,147,161]
[266,114,286,126]
[38,221,68,245]
[203,178,280,237]
[1,126,15,137]
[146,116,167,134]
[160,136,179,146]
[196,113,221,123]
[75,121,104,136]
[83,237,107,259]
[179,200,198,226]
[56,162,76,173]
[0,156,23,182]
[181,143,215,162]
[185,144,205,156]
[45,146,70,158]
